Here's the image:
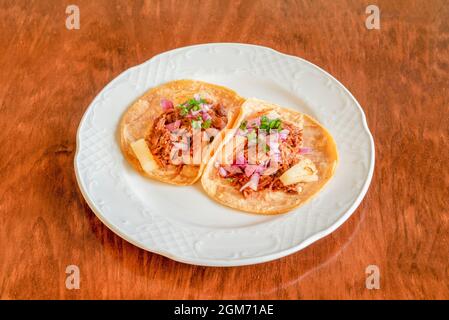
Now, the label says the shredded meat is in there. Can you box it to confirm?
[211,104,228,129]
[147,101,228,168]
[278,123,302,172]
[223,122,303,198]
[149,114,173,167]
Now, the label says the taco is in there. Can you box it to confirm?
[201,98,338,214]
[120,80,244,185]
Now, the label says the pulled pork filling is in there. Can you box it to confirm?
[147,95,228,169]
[217,113,308,198]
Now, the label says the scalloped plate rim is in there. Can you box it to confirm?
[74,43,375,267]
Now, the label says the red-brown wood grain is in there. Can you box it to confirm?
[0,0,448,299]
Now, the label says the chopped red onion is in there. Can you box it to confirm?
[172,142,189,151]
[256,164,266,176]
[268,141,279,153]
[160,99,174,112]
[190,109,201,117]
[270,145,280,155]
[165,120,181,131]
[268,141,280,153]
[247,118,261,127]
[299,147,312,154]
[240,173,260,192]
[236,153,246,165]
[194,93,201,101]
[267,133,280,155]
[202,112,212,121]
[244,164,265,177]
[223,165,242,175]
[200,103,210,112]
[219,167,227,177]
[279,129,290,140]
[244,165,257,177]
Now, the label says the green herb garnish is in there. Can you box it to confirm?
[259,116,270,130]
[202,119,211,129]
[187,98,198,106]
[259,115,281,131]
[177,104,189,116]
[187,98,206,108]
[270,118,282,130]
[176,96,208,116]
[239,120,247,130]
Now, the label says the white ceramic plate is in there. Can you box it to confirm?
[75,43,374,266]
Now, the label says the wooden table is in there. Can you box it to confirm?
[1,0,448,299]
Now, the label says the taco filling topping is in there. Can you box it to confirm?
[147,95,228,169]
[216,112,318,198]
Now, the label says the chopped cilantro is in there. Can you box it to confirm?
[179,107,189,116]
[264,144,270,152]
[239,120,247,130]
[202,119,211,129]
[177,103,189,115]
[176,96,209,117]
[270,119,282,130]
[259,115,270,130]
[259,115,281,131]
[187,98,198,106]
[188,98,207,107]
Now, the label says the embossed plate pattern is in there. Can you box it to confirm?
[74,43,375,266]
